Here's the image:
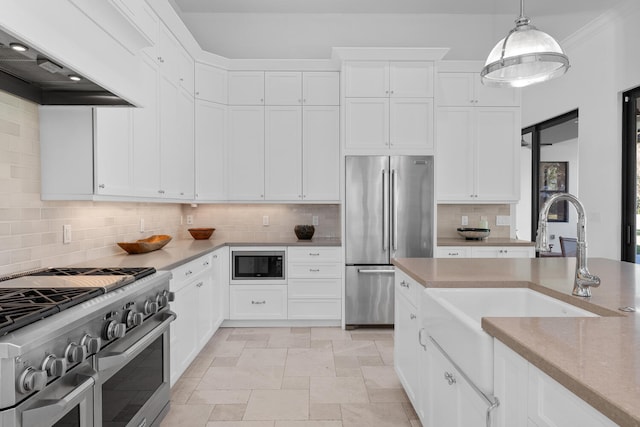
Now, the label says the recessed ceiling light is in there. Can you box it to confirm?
[68,75,82,82]
[9,42,28,52]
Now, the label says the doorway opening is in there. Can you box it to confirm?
[519,110,579,255]
[621,87,640,263]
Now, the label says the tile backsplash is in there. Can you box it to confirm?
[0,90,341,275]
[438,204,512,239]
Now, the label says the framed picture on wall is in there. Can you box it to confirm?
[539,161,568,222]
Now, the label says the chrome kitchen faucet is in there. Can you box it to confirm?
[535,193,600,297]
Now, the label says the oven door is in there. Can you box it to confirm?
[0,362,95,427]
[94,310,175,427]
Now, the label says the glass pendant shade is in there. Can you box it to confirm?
[481,9,569,88]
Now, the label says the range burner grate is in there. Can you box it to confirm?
[29,267,156,280]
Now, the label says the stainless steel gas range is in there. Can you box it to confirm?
[0,267,176,427]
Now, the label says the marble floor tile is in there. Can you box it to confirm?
[367,388,410,403]
[170,377,200,404]
[228,334,272,342]
[237,348,288,367]
[331,340,379,357]
[285,348,336,377]
[201,341,247,358]
[333,356,359,369]
[274,422,343,427]
[206,422,275,427]
[184,355,215,378]
[282,376,310,390]
[309,403,342,420]
[310,327,352,341]
[340,403,411,427]
[212,356,240,367]
[210,404,248,421]
[197,366,284,390]
[243,389,309,421]
[403,402,419,420]
[160,404,213,427]
[309,340,333,349]
[188,389,252,405]
[360,366,403,389]
[356,355,384,366]
[290,327,311,334]
[267,334,311,349]
[231,327,292,335]
[309,377,369,404]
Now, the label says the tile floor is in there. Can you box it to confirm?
[161,327,422,427]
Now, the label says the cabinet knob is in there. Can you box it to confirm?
[196,281,204,288]
[444,371,456,385]
[410,313,416,320]
[196,91,200,95]
[260,98,264,103]
[98,184,105,189]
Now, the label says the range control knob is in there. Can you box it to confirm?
[157,290,175,307]
[144,299,159,315]
[65,342,87,364]
[125,310,144,328]
[42,355,67,377]
[80,334,102,354]
[17,367,48,394]
[103,320,127,340]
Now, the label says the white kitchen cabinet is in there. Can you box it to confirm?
[94,108,134,197]
[177,47,194,94]
[302,106,340,201]
[212,247,230,320]
[437,72,520,107]
[227,106,265,200]
[437,107,520,202]
[435,246,471,258]
[195,62,228,104]
[472,246,535,258]
[228,71,265,105]
[345,61,434,98]
[265,106,303,200]
[389,98,434,150]
[157,24,181,84]
[287,246,341,320]
[265,72,303,105]
[303,72,340,105]
[229,285,288,320]
[345,98,389,150]
[195,100,227,201]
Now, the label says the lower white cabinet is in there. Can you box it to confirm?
[436,246,535,258]
[229,285,288,320]
[435,246,471,258]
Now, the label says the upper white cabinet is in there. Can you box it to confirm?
[302,106,340,201]
[437,72,520,107]
[265,72,303,105]
[195,100,227,201]
[227,106,265,200]
[228,71,265,105]
[265,71,339,105]
[265,106,303,200]
[344,61,435,153]
[437,107,520,202]
[303,72,340,105]
[345,61,434,98]
[195,63,228,104]
[94,108,134,197]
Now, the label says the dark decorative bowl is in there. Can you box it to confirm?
[294,225,315,240]
[457,227,490,240]
[188,228,215,240]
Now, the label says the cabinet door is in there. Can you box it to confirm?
[474,74,520,107]
[229,285,287,320]
[303,106,339,201]
[132,54,161,197]
[437,73,474,106]
[394,291,420,406]
[345,98,389,151]
[159,75,179,198]
[470,247,502,258]
[265,106,302,200]
[265,72,302,105]
[436,247,471,258]
[170,280,198,385]
[227,106,265,200]
[390,62,434,98]
[389,98,434,151]
[195,63,228,104]
[436,107,475,201]
[161,88,194,199]
[157,24,180,83]
[195,100,226,201]
[475,108,520,201]
[345,62,389,97]
[196,275,215,347]
[303,72,339,105]
[178,47,194,94]
[94,108,133,196]
[212,247,229,322]
[228,71,265,105]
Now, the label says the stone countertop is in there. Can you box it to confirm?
[437,237,535,247]
[72,237,341,271]
[392,257,640,427]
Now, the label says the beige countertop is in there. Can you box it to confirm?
[437,237,535,247]
[73,237,341,271]
[392,257,640,427]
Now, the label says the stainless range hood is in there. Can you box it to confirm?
[0,27,131,106]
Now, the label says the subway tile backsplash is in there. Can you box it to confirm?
[437,204,511,239]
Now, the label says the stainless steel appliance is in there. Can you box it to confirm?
[0,267,174,427]
[231,247,286,284]
[345,156,434,326]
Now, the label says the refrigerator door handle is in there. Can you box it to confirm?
[357,269,395,274]
[382,169,388,252]
[391,168,398,252]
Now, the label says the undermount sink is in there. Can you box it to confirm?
[421,287,599,396]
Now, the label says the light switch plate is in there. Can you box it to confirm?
[263,215,269,226]
[63,224,71,244]
[461,216,468,226]
[312,216,319,226]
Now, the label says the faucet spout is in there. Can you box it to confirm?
[535,193,600,297]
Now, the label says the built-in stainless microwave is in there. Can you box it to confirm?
[231,247,286,284]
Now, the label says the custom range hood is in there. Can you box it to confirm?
[0,27,131,106]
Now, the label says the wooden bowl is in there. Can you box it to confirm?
[117,235,172,254]
[188,228,215,240]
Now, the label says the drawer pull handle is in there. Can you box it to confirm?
[251,300,266,305]
[185,270,193,276]
[196,282,203,288]
[309,268,320,272]
[410,313,416,320]
[309,252,320,256]
[448,252,459,256]
[444,372,456,385]
[400,281,410,288]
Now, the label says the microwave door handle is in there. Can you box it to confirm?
[97,310,176,372]
[21,371,96,427]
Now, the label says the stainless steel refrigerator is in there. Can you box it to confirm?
[345,155,434,326]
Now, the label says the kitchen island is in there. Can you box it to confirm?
[392,257,640,427]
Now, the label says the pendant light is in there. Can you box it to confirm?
[481,0,569,88]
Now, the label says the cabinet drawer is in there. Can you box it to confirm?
[229,285,287,319]
[395,269,420,305]
[436,246,471,258]
[288,299,341,320]
[289,278,341,299]
[287,246,341,262]
[288,263,341,278]
[170,254,213,291]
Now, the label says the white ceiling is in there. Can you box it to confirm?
[171,0,619,16]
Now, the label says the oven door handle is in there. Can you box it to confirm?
[97,310,176,372]
[21,370,96,427]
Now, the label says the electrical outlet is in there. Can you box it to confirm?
[63,224,71,244]
[139,218,145,233]
[496,215,511,226]
[312,216,319,226]
[186,215,193,225]
[461,216,468,226]
[263,215,269,226]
